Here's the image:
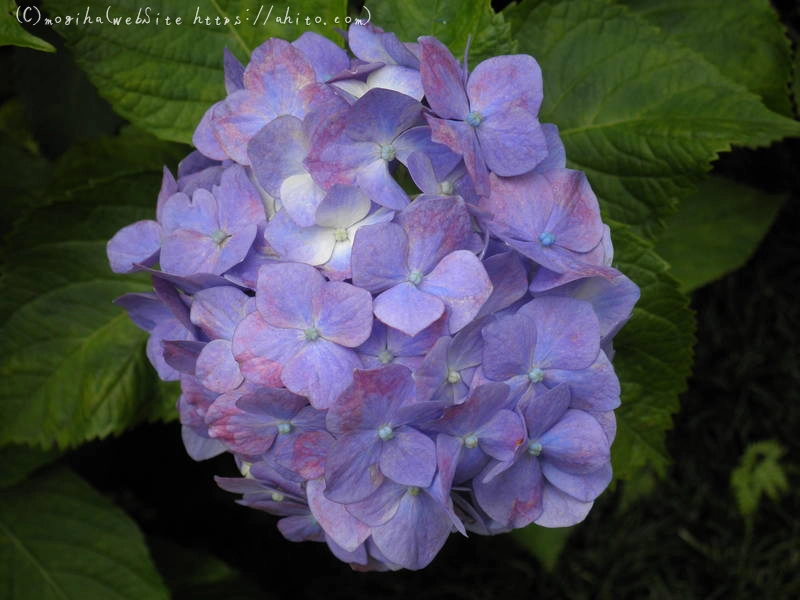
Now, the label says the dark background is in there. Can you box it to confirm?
[3,1,799,598]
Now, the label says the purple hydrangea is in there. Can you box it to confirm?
[108,25,639,572]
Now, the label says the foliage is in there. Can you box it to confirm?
[730,440,790,518]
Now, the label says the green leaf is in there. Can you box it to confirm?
[610,227,695,479]
[0,130,186,449]
[369,0,516,64]
[0,466,169,600]
[512,0,800,239]
[511,526,572,571]
[624,0,794,117]
[655,176,785,292]
[0,0,56,52]
[149,538,268,600]
[44,0,348,143]
[0,445,61,489]
[730,440,789,518]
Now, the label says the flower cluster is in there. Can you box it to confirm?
[108,25,640,571]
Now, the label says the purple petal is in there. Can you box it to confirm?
[280,339,362,409]
[419,36,469,120]
[190,286,252,340]
[205,390,278,456]
[476,251,529,318]
[195,339,243,393]
[379,426,436,488]
[538,409,611,474]
[356,159,410,210]
[541,462,612,502]
[366,65,424,100]
[474,108,548,176]
[107,220,160,274]
[481,313,536,382]
[351,222,409,293]
[345,88,422,144]
[161,340,203,375]
[345,480,407,527]
[473,455,543,528]
[314,281,373,347]
[231,312,292,387]
[265,210,335,265]
[256,262,325,329]
[307,478,371,551]
[247,115,307,196]
[181,426,226,461]
[546,352,621,411]
[278,515,324,543]
[467,54,543,118]
[519,384,571,440]
[374,282,445,337]
[477,410,527,462]
[534,483,594,528]
[274,430,332,480]
[293,32,350,81]
[324,430,385,503]
[315,184,371,229]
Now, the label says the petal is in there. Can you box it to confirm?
[190,286,253,340]
[274,430,333,480]
[366,65,424,100]
[538,409,611,474]
[480,313,536,381]
[324,431,385,503]
[475,108,548,176]
[247,115,307,198]
[231,312,298,387]
[314,281,373,347]
[344,480,407,527]
[356,159,410,210]
[473,455,544,529]
[539,169,604,253]
[307,478,371,551]
[256,262,325,329]
[107,220,160,274]
[374,283,445,337]
[345,88,422,144]
[195,339,244,393]
[315,184,372,229]
[205,390,277,456]
[519,383,571,440]
[293,32,350,81]
[351,221,409,292]
[546,352,621,411]
[541,461,612,503]
[244,38,316,98]
[281,340,362,409]
[477,410,527,462]
[215,165,267,232]
[279,172,327,227]
[534,483,594,528]
[476,251,529,318]
[467,54,543,118]
[419,36,469,120]
[181,426,226,461]
[264,209,335,265]
[379,427,437,488]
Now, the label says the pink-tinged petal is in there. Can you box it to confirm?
[419,36,469,120]
[248,115,308,197]
[425,115,489,194]
[345,480,407,527]
[541,462,612,503]
[192,102,228,161]
[327,537,369,567]
[315,184,371,229]
[478,410,527,462]
[420,251,493,333]
[374,282,445,337]
[279,172,327,227]
[281,340,362,409]
[481,313,536,382]
[518,297,600,370]
[293,32,349,81]
[325,431,385,503]
[519,384,571,440]
[265,210,335,265]
[215,91,273,165]
[274,430,332,480]
[107,220,160,274]
[475,108,548,176]
[474,455,544,528]
[305,140,376,190]
[190,286,252,340]
[205,390,277,456]
[371,488,454,570]
[379,427,436,488]
[195,339,243,393]
[467,54,543,117]
[346,88,423,144]
[256,262,325,329]
[540,169,604,253]
[278,515,324,542]
[231,312,297,386]
[538,409,610,474]
[534,483,594,528]
[366,65,424,100]
[307,479,371,551]
[482,171,550,244]
[216,164,266,231]
[356,159,410,210]
[327,364,415,434]
[314,282,373,347]
[535,123,566,172]
[398,196,475,273]
[546,352,621,411]
[351,221,409,292]
[161,340,203,375]
[236,387,309,419]
[244,38,316,98]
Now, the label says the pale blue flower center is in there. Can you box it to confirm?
[446,369,461,384]
[378,349,394,364]
[439,180,454,195]
[407,269,424,285]
[464,434,479,449]
[304,327,320,341]
[378,425,394,441]
[408,486,421,496]
[528,367,544,383]
[271,491,285,502]
[211,229,231,246]
[466,111,482,127]
[539,231,556,247]
[334,227,349,242]
[527,441,543,456]
[277,422,292,434]
[380,144,396,161]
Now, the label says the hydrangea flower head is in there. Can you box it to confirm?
[108,24,640,572]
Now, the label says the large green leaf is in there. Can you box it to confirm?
[0,0,55,52]
[0,444,60,489]
[44,0,347,143]
[624,0,794,117]
[0,466,168,600]
[510,0,800,239]
[0,130,185,448]
[611,227,695,479]
[369,0,516,64]
[655,176,785,292]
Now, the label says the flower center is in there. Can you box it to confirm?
[304,327,320,341]
[334,227,349,242]
[466,111,482,127]
[277,422,292,434]
[408,486,421,496]
[378,349,394,364]
[271,491,285,502]
[528,367,544,383]
[378,425,394,441]
[210,229,231,246]
[527,441,543,456]
[439,180,454,195]
[446,369,461,384]
[380,144,396,161]
[539,231,556,247]
[464,434,479,449]
[407,269,423,286]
